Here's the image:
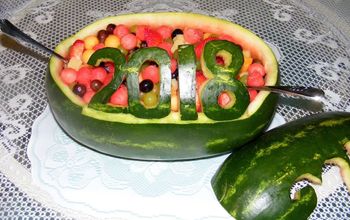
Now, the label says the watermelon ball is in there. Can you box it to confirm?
[139,79,154,93]
[248,62,266,77]
[247,71,265,87]
[73,83,86,97]
[144,29,163,47]
[157,25,173,39]
[110,84,128,106]
[184,28,203,44]
[106,23,116,34]
[136,25,148,41]
[60,68,77,84]
[171,29,183,39]
[121,33,137,50]
[69,40,85,59]
[113,24,130,38]
[91,67,107,82]
[141,65,160,84]
[76,66,92,84]
[90,79,103,91]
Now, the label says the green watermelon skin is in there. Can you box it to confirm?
[211,112,350,219]
[46,70,277,161]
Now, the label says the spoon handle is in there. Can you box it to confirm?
[249,86,325,99]
[0,19,67,62]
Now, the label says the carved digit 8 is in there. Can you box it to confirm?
[200,40,249,120]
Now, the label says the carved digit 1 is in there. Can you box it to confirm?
[178,44,197,120]
[124,47,171,119]
[200,40,249,120]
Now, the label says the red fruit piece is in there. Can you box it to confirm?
[136,25,148,41]
[248,89,258,102]
[60,68,77,84]
[184,28,203,44]
[196,71,207,89]
[141,65,160,84]
[248,63,266,77]
[216,56,225,66]
[247,71,265,87]
[121,33,138,50]
[144,29,163,47]
[219,34,235,42]
[194,37,217,59]
[110,84,128,106]
[93,43,105,51]
[76,66,92,84]
[156,25,173,39]
[103,73,114,85]
[196,92,202,112]
[91,67,107,82]
[158,41,173,56]
[170,58,177,73]
[83,91,95,103]
[113,24,130,38]
[218,92,231,108]
[103,62,115,74]
[69,40,85,59]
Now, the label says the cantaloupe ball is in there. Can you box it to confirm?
[84,35,99,50]
[105,35,120,48]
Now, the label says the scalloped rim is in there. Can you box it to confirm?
[291,141,350,200]
[49,12,278,122]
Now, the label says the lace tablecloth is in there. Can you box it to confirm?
[1,0,350,219]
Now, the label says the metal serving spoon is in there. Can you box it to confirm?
[0,19,67,63]
[0,19,325,101]
[248,86,325,100]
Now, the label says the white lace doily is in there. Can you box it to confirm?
[1,0,350,219]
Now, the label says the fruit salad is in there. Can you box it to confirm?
[60,23,266,113]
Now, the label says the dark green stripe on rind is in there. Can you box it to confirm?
[178,44,197,120]
[125,47,171,119]
[211,112,350,219]
[46,60,277,160]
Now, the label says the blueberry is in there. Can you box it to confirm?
[97,30,108,43]
[140,41,148,48]
[90,80,103,91]
[171,68,178,79]
[139,79,154,93]
[73,84,86,97]
[106,24,116,34]
[171,29,183,39]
